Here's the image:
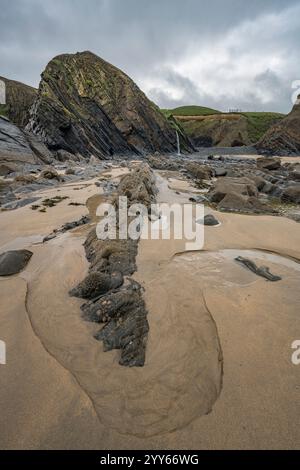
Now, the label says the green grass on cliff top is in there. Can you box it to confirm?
[162,105,221,116]
[162,106,286,143]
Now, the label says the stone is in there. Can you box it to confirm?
[214,168,227,177]
[281,186,300,204]
[209,177,258,203]
[257,157,281,171]
[0,250,33,276]
[235,256,282,282]
[186,162,213,180]
[197,214,220,226]
[39,167,60,180]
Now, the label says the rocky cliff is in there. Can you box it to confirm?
[26,51,192,158]
[256,96,300,155]
[0,76,37,128]
[174,112,284,148]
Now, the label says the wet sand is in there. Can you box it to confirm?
[0,167,300,449]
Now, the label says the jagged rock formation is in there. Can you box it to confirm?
[0,76,37,128]
[26,51,192,158]
[70,164,157,367]
[257,96,300,155]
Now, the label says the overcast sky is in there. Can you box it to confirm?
[1,0,300,112]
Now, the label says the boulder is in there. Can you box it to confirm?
[209,177,258,203]
[0,250,33,276]
[281,186,300,204]
[186,162,213,180]
[257,157,281,171]
[39,167,60,180]
[218,192,276,214]
[197,214,220,226]
[214,168,227,177]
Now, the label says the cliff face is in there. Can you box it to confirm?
[180,114,251,147]
[26,51,190,158]
[256,96,300,155]
[0,76,37,128]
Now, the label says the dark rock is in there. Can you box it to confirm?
[95,304,149,367]
[0,249,33,276]
[197,214,220,226]
[69,271,123,300]
[235,256,282,282]
[43,215,90,242]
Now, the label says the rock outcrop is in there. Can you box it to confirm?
[26,51,192,159]
[0,76,37,128]
[257,95,300,155]
[71,164,157,367]
[0,116,53,168]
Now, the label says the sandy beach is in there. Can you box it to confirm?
[0,163,299,449]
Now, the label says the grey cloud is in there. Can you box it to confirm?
[0,0,299,112]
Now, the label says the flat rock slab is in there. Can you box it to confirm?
[0,250,33,276]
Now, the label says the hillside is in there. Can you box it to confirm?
[26,51,193,159]
[163,106,285,147]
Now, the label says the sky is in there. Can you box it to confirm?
[1,0,300,113]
